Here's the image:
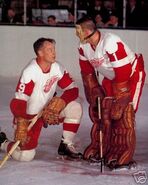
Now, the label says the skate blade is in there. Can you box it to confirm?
[56,155,68,160]
[112,164,137,171]
[89,160,102,166]
[56,155,83,161]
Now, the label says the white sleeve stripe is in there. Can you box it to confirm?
[64,118,81,123]
[62,82,77,91]
[111,57,130,68]
[132,71,143,110]
[15,92,29,101]
[130,59,137,77]
[79,55,87,61]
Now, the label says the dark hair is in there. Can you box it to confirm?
[76,16,97,32]
[47,15,56,20]
[33,37,55,55]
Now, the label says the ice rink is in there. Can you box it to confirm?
[0,76,148,185]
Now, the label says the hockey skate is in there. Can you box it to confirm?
[58,140,83,160]
[0,132,7,147]
[107,159,137,171]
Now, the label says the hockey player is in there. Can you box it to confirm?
[75,16,146,169]
[0,37,82,162]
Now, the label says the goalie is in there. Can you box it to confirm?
[75,16,146,169]
[0,38,82,162]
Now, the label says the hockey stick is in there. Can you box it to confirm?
[0,140,20,168]
[98,97,104,173]
[0,112,42,168]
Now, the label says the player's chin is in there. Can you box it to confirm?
[50,59,56,63]
[52,60,56,63]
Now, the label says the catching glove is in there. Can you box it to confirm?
[42,97,66,125]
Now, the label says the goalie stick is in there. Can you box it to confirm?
[98,97,104,173]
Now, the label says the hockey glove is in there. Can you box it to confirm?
[42,97,66,125]
[15,117,29,146]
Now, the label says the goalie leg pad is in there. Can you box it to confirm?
[83,97,113,160]
[106,103,136,167]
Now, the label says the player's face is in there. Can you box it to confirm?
[40,41,56,63]
[75,25,88,44]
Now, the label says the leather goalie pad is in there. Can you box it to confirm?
[105,103,136,167]
[83,97,113,160]
[81,72,104,104]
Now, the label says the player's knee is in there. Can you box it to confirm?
[12,148,36,162]
[65,101,82,122]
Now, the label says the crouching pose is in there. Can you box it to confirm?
[0,37,82,162]
[75,16,146,169]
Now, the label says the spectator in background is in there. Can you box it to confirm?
[104,12,119,28]
[32,16,44,25]
[67,9,75,25]
[17,12,32,25]
[88,0,109,23]
[47,15,57,26]
[60,9,75,26]
[104,0,115,15]
[139,0,148,28]
[94,11,105,27]
[1,8,20,24]
[126,0,141,28]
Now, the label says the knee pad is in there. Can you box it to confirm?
[63,101,82,123]
[12,148,36,162]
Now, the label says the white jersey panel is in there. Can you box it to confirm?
[15,59,65,115]
[79,32,135,80]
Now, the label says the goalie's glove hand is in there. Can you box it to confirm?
[14,117,29,146]
[42,97,66,125]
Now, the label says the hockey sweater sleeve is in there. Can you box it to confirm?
[58,72,79,104]
[10,78,35,118]
[78,47,95,75]
[105,41,133,83]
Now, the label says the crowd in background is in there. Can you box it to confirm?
[0,0,148,29]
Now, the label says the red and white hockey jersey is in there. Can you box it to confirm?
[10,59,78,117]
[78,32,146,111]
[79,32,136,83]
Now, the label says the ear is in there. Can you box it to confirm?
[38,50,43,57]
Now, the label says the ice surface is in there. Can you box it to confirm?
[0,76,148,185]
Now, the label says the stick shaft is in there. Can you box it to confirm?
[0,111,41,168]
[0,140,20,168]
[98,97,104,173]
